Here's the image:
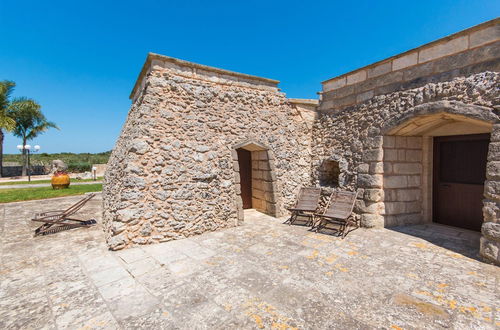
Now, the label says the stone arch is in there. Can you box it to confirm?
[231,139,279,223]
[380,101,498,136]
[358,100,500,264]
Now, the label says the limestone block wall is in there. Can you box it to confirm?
[320,19,499,111]
[250,150,276,214]
[382,136,423,226]
[103,54,313,250]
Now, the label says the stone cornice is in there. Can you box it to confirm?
[288,98,319,106]
[130,53,280,100]
[321,17,500,87]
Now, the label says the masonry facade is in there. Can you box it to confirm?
[103,55,313,250]
[104,19,500,265]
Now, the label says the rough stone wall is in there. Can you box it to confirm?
[312,72,500,264]
[103,60,312,250]
[482,126,500,265]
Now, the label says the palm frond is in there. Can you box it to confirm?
[7,97,58,141]
[0,80,16,111]
[0,116,16,131]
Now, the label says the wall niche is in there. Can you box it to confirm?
[319,159,340,187]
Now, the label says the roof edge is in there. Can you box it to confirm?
[130,53,280,100]
[321,17,500,85]
[288,98,319,106]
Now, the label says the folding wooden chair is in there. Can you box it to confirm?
[287,187,321,226]
[32,193,97,236]
[314,190,358,238]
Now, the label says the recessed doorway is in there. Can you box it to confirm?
[236,148,252,209]
[433,134,490,231]
[233,141,279,219]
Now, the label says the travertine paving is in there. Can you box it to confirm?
[1,194,498,329]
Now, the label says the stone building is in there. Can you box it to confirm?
[104,19,500,265]
[103,55,315,250]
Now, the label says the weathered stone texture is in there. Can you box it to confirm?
[320,19,500,111]
[312,72,500,242]
[104,22,500,267]
[103,64,312,250]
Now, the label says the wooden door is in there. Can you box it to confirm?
[433,134,489,231]
[237,148,252,209]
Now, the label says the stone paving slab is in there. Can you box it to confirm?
[0,194,499,329]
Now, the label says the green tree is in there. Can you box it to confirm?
[8,98,59,176]
[0,81,17,177]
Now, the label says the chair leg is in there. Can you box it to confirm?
[341,222,349,239]
[306,214,313,227]
[315,218,323,233]
[309,215,315,229]
[341,218,359,239]
[311,215,321,230]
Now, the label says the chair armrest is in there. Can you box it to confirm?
[34,210,65,217]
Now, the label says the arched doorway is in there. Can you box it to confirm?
[353,101,500,264]
[232,140,278,221]
[382,109,493,231]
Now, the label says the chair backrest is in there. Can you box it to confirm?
[323,190,357,220]
[62,193,96,216]
[295,187,321,211]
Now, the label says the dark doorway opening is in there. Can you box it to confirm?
[433,134,489,231]
[237,148,252,209]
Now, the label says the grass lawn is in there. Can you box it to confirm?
[0,184,102,203]
[0,177,103,186]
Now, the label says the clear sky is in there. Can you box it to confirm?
[0,1,498,153]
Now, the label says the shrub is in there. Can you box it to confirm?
[67,162,92,173]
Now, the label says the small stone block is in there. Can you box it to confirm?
[323,77,347,92]
[469,25,500,48]
[384,175,408,189]
[367,61,392,78]
[346,70,367,85]
[393,52,418,70]
[418,36,468,63]
[383,136,396,148]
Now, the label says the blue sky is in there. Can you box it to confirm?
[0,1,498,153]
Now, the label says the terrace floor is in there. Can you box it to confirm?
[1,194,499,329]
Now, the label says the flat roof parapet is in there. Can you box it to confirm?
[288,98,319,106]
[319,18,499,111]
[321,18,500,91]
[130,53,280,100]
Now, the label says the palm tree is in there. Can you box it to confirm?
[0,81,17,177]
[7,98,59,176]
